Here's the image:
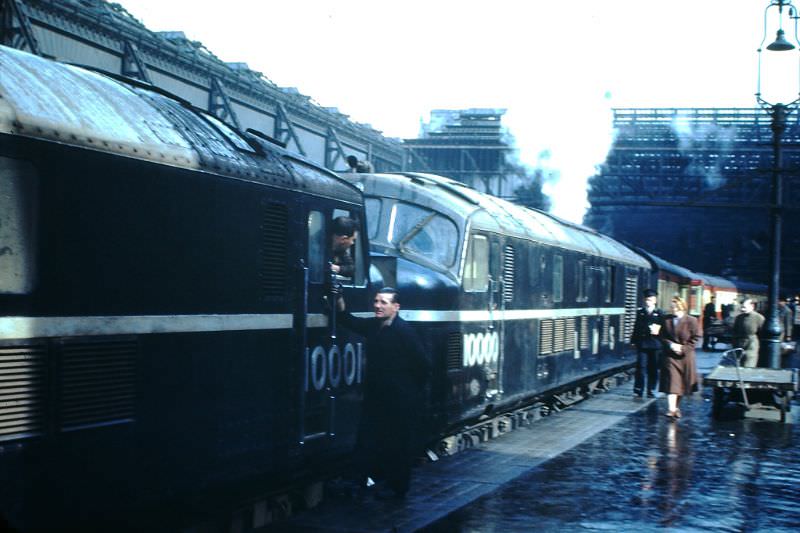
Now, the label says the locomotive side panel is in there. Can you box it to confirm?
[0,45,371,531]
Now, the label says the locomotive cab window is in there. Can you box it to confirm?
[364,198,381,240]
[463,234,489,292]
[373,200,459,269]
[0,157,38,294]
[308,211,326,283]
[332,208,366,287]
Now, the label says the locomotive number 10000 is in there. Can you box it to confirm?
[462,331,499,368]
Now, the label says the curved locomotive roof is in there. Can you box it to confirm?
[0,45,360,204]
[351,172,649,268]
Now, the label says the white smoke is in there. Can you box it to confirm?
[672,114,736,190]
[504,92,616,224]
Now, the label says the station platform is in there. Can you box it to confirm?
[268,348,800,532]
[276,379,655,532]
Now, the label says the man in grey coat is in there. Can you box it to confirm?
[733,299,765,367]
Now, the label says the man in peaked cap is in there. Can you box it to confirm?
[631,289,664,398]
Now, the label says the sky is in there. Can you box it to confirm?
[117,1,788,223]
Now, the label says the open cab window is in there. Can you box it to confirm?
[332,208,366,287]
[307,208,366,287]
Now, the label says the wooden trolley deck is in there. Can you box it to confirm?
[704,366,799,422]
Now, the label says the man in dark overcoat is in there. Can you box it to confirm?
[337,287,430,498]
[702,295,717,351]
[631,288,664,398]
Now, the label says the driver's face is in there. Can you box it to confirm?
[333,232,357,252]
[373,293,399,321]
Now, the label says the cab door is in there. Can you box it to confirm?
[459,233,500,409]
[296,205,367,453]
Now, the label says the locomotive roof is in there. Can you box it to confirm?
[350,172,649,268]
[0,45,360,204]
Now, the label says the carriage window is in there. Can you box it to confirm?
[463,234,489,292]
[553,254,564,303]
[308,211,325,283]
[576,259,588,302]
[364,197,381,240]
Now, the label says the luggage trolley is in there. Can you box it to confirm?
[704,348,798,422]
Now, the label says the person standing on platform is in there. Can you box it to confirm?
[631,289,664,398]
[336,287,430,498]
[702,295,717,351]
[659,296,700,419]
[732,298,765,368]
[779,296,793,342]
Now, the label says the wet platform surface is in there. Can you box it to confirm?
[274,350,800,532]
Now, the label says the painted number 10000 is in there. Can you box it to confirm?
[462,331,499,368]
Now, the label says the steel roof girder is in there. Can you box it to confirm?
[325,125,349,170]
[274,102,306,157]
[121,39,151,83]
[208,76,241,130]
[1,0,40,54]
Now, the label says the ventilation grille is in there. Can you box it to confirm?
[624,274,639,342]
[0,344,47,441]
[260,203,289,299]
[539,319,554,355]
[446,332,463,371]
[541,318,578,355]
[601,316,610,345]
[565,318,576,351]
[553,319,566,353]
[580,316,589,349]
[502,245,515,303]
[60,339,137,431]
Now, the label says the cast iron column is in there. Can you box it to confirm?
[762,102,786,369]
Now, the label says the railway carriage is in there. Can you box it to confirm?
[0,45,371,530]
[349,172,651,432]
[635,248,698,313]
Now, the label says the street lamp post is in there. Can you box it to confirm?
[756,0,799,368]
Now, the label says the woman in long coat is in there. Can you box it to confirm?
[659,296,700,418]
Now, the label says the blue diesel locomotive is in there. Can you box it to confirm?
[0,45,372,530]
[351,172,651,435]
[1,44,681,531]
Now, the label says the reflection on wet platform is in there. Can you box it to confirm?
[281,350,800,532]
